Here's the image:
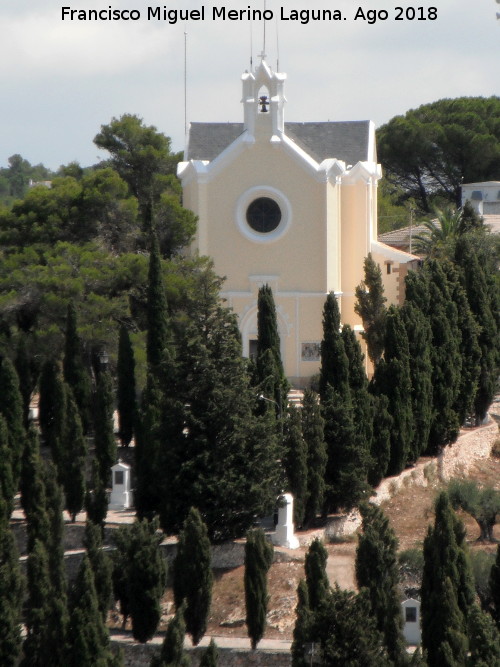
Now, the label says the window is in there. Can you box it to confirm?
[114,470,124,486]
[386,262,392,275]
[249,339,258,360]
[246,197,282,234]
[405,606,417,623]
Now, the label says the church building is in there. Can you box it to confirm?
[177,54,418,386]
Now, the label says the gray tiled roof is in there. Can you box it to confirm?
[186,121,372,165]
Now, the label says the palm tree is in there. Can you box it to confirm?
[413,205,463,257]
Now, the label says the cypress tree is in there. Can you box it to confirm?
[163,297,280,541]
[291,580,313,667]
[0,499,24,667]
[63,302,92,434]
[301,389,327,527]
[322,385,370,513]
[354,253,387,367]
[341,324,373,453]
[84,521,113,622]
[199,638,219,667]
[400,302,433,463]
[467,604,500,666]
[426,260,462,454]
[315,586,391,666]
[173,508,213,645]
[151,604,189,667]
[319,292,349,401]
[454,237,499,424]
[66,555,113,667]
[0,416,14,518]
[442,261,481,426]
[85,459,108,530]
[117,325,136,447]
[38,358,67,474]
[15,333,34,427]
[134,373,163,519]
[22,539,53,667]
[21,426,50,553]
[355,503,407,665]
[44,467,69,663]
[244,528,274,650]
[0,356,25,487]
[146,232,170,374]
[94,370,117,487]
[372,305,413,475]
[63,389,87,521]
[304,539,329,612]
[367,393,392,487]
[489,544,500,630]
[254,284,288,414]
[421,492,474,666]
[115,520,167,642]
[283,405,308,528]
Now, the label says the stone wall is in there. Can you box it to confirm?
[113,641,291,667]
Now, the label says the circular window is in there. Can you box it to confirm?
[236,186,292,243]
[246,197,282,233]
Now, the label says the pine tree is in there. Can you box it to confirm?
[66,555,113,667]
[467,604,500,666]
[322,385,370,513]
[304,539,329,612]
[283,405,308,528]
[0,416,14,518]
[63,302,91,433]
[117,325,136,447]
[84,521,113,621]
[63,389,87,521]
[114,520,167,643]
[372,305,413,475]
[0,356,25,487]
[355,503,407,665]
[151,604,189,667]
[147,231,170,374]
[301,389,327,526]
[319,292,349,401]
[244,528,274,650]
[400,302,433,463]
[354,253,387,367]
[173,508,213,645]
[0,499,24,667]
[490,544,500,630]
[94,370,117,487]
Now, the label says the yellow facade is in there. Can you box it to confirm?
[178,57,417,386]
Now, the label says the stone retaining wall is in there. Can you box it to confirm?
[113,641,291,667]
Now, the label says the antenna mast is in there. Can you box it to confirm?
[276,12,280,70]
[263,0,266,55]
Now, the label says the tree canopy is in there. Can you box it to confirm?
[377,96,500,212]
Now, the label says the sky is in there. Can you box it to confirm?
[1,0,499,170]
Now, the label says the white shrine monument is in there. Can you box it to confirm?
[109,460,132,510]
[272,493,300,549]
[401,598,421,645]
